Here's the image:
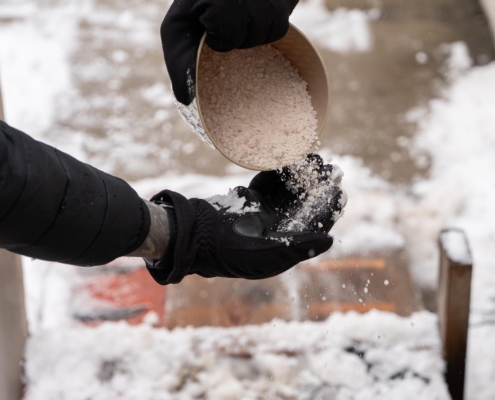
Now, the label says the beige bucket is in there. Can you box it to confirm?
[176,23,330,171]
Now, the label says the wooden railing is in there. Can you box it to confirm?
[0,77,28,400]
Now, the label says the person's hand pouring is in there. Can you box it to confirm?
[161,0,299,105]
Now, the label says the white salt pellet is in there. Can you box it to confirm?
[199,44,319,169]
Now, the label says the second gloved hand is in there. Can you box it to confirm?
[145,155,346,285]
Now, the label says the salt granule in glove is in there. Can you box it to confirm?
[145,155,346,285]
[161,0,299,105]
[250,155,346,234]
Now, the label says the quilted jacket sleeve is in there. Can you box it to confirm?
[0,120,150,266]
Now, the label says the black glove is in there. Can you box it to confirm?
[161,0,299,105]
[145,156,345,285]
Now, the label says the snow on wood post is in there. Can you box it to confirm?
[0,79,29,400]
[437,229,473,400]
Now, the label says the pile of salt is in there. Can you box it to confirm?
[198,44,319,170]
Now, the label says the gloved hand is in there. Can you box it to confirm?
[145,155,346,285]
[161,0,299,105]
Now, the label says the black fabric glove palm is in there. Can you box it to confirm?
[161,0,299,105]
[145,156,345,285]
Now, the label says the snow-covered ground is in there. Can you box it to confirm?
[24,311,449,400]
[291,0,377,53]
[2,0,495,398]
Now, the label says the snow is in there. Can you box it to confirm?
[22,259,80,333]
[24,311,449,400]
[441,230,472,265]
[322,154,406,257]
[0,0,178,179]
[0,5,75,135]
[132,171,257,200]
[405,61,495,399]
[206,188,260,214]
[329,57,495,398]
[290,0,375,53]
[405,61,495,286]
[441,41,473,80]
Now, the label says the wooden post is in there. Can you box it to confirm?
[437,229,473,400]
[0,75,28,400]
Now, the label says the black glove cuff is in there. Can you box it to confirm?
[145,190,199,285]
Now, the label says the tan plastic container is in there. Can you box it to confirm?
[176,23,330,171]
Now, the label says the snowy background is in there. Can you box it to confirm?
[1,0,495,398]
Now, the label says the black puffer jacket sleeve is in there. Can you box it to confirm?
[0,120,150,266]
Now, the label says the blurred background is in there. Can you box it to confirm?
[1,0,495,398]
